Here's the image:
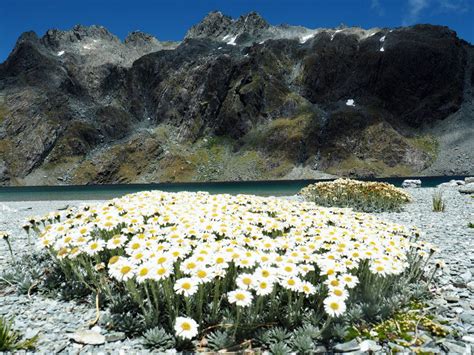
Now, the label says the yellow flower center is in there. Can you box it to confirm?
[187,262,196,270]
[120,266,132,275]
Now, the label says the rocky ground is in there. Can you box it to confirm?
[0,187,473,353]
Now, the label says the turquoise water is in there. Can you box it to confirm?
[0,176,467,201]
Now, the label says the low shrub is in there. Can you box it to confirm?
[300,178,411,212]
[348,301,449,348]
[432,190,446,212]
[25,191,433,352]
[0,316,38,351]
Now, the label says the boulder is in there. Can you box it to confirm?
[465,177,474,184]
[438,179,465,188]
[402,179,422,188]
[459,183,474,194]
[70,329,105,345]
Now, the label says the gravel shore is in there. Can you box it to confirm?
[0,188,473,353]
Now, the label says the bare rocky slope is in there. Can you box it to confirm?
[0,12,472,185]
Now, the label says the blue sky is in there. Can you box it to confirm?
[1,0,472,62]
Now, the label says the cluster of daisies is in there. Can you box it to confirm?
[26,190,434,340]
[300,178,411,212]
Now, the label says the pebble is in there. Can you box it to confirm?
[443,341,467,353]
[462,335,474,343]
[461,311,474,325]
[358,339,381,352]
[0,189,473,353]
[70,329,106,345]
[334,339,360,352]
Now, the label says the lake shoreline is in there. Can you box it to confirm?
[0,175,470,201]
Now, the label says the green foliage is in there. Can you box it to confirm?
[300,178,412,212]
[24,192,434,352]
[206,330,234,351]
[432,190,446,212]
[408,135,439,160]
[290,333,317,353]
[0,253,45,295]
[349,302,449,348]
[104,312,146,336]
[142,327,175,350]
[0,103,9,124]
[0,317,38,351]
[269,342,292,355]
[468,222,474,228]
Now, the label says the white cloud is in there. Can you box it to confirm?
[438,0,469,12]
[403,0,430,25]
[402,0,470,25]
[371,0,385,16]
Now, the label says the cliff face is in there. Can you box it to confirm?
[0,12,472,185]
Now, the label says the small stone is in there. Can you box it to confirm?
[90,325,102,333]
[314,345,327,353]
[387,342,407,352]
[334,339,360,352]
[461,271,473,283]
[461,311,474,325]
[359,339,382,352]
[70,330,106,345]
[445,295,460,303]
[105,332,126,342]
[462,335,474,343]
[465,177,474,184]
[459,183,474,194]
[53,341,69,353]
[419,346,442,353]
[443,341,466,353]
[24,328,40,340]
[402,179,421,188]
[467,281,474,292]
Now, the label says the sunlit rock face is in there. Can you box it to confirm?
[0,13,472,185]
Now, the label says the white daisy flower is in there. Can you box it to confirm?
[236,273,254,290]
[174,316,198,339]
[174,277,199,297]
[323,296,347,317]
[228,289,253,307]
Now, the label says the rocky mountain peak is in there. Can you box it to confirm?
[185,11,233,39]
[235,11,270,34]
[124,31,159,46]
[43,25,119,49]
[0,14,472,185]
[16,31,40,45]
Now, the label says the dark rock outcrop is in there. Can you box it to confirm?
[0,13,472,185]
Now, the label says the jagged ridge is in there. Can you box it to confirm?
[0,12,472,185]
